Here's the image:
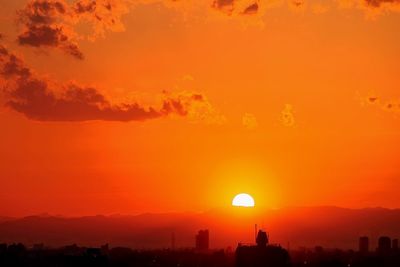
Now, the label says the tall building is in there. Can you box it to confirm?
[359,236,369,253]
[236,230,290,267]
[195,230,209,251]
[378,236,391,253]
[392,239,399,251]
[256,230,269,247]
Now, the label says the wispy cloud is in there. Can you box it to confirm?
[360,93,400,116]
[338,0,400,14]
[211,0,261,16]
[16,0,130,59]
[14,0,400,60]
[364,0,400,8]
[242,113,258,130]
[0,42,223,122]
[281,104,295,127]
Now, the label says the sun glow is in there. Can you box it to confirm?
[232,193,255,207]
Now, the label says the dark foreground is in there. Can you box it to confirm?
[1,243,400,267]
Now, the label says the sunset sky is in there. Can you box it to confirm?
[1,0,400,217]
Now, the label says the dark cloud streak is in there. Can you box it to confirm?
[16,0,83,59]
[18,25,84,60]
[212,0,260,16]
[242,2,259,15]
[16,0,129,59]
[0,43,212,122]
[364,0,400,7]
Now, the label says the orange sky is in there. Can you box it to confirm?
[1,0,400,217]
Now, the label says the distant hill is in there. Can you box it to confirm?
[0,207,399,250]
[0,216,14,223]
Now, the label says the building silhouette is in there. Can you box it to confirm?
[393,239,399,251]
[378,236,391,253]
[359,236,369,253]
[236,230,290,267]
[195,230,209,251]
[256,230,269,247]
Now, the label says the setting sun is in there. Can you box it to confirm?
[232,193,255,207]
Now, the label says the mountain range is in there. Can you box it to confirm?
[1,207,399,250]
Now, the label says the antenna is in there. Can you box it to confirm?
[255,224,258,243]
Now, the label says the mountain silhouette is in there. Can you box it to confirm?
[1,207,399,249]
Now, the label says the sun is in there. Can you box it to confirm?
[232,193,255,207]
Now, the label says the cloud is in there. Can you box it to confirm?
[212,0,235,15]
[0,51,31,79]
[363,0,400,14]
[291,0,304,8]
[18,25,84,60]
[242,2,259,15]
[287,3,305,14]
[73,0,129,40]
[209,0,400,18]
[0,43,223,122]
[162,91,226,124]
[7,79,162,121]
[15,0,80,58]
[364,0,400,8]
[360,93,400,116]
[242,113,258,130]
[281,104,295,127]
[211,0,261,16]
[379,100,400,115]
[338,0,400,13]
[18,0,399,60]
[16,0,130,59]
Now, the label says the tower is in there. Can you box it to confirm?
[254,224,258,243]
[378,236,391,253]
[195,230,209,251]
[256,230,269,247]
